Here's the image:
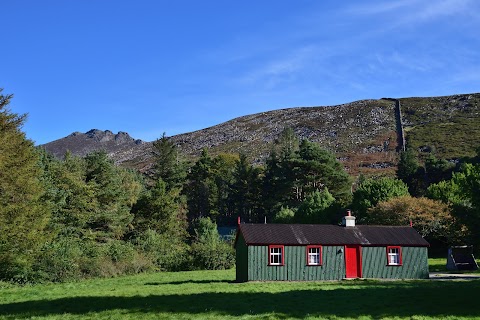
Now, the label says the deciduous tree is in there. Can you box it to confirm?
[0,90,51,280]
[368,196,455,241]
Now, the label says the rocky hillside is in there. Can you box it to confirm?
[41,93,480,176]
[42,129,152,167]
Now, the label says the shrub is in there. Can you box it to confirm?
[34,237,83,282]
[34,238,155,282]
[133,229,190,271]
[190,218,235,270]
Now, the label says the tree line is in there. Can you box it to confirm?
[1,89,480,282]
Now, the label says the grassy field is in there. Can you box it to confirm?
[1,260,480,319]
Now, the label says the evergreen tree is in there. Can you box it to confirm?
[424,154,455,187]
[183,149,217,221]
[39,150,95,238]
[151,133,186,189]
[396,149,422,194]
[133,178,184,235]
[294,140,352,204]
[262,129,299,216]
[277,127,299,160]
[262,150,287,218]
[0,90,51,280]
[84,151,138,241]
[210,153,238,224]
[230,154,263,223]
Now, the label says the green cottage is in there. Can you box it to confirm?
[234,212,429,282]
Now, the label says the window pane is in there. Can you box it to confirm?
[308,247,320,265]
[388,247,400,265]
[270,247,283,265]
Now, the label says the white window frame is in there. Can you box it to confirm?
[306,245,322,266]
[387,246,402,266]
[268,245,284,266]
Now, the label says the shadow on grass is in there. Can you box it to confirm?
[1,280,480,318]
[144,279,233,285]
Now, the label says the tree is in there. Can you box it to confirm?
[352,177,409,222]
[133,178,184,235]
[428,163,480,245]
[396,149,423,195]
[263,137,351,216]
[39,151,95,238]
[132,177,189,270]
[0,90,51,280]
[424,154,455,185]
[210,153,238,224]
[397,149,419,181]
[277,127,299,160]
[262,149,292,218]
[84,151,138,241]
[151,133,186,189]
[273,206,296,223]
[190,217,234,270]
[296,188,336,224]
[368,196,455,241]
[294,140,351,204]
[230,154,263,223]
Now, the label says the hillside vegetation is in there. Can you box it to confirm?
[43,93,480,177]
[401,94,480,160]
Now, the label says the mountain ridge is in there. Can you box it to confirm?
[41,92,480,176]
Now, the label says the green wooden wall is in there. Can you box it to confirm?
[361,246,429,279]
[236,236,429,281]
[245,245,346,281]
[235,233,249,282]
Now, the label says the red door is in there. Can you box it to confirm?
[345,245,362,278]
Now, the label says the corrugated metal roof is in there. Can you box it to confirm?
[237,224,429,247]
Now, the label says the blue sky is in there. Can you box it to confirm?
[1,0,479,145]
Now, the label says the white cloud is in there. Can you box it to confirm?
[236,46,318,88]
[348,0,476,25]
[347,0,419,15]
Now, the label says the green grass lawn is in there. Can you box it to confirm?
[429,257,480,273]
[1,263,480,319]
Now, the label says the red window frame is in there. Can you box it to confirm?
[306,245,323,266]
[268,245,284,266]
[386,246,402,266]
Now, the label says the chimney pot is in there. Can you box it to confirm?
[343,210,355,227]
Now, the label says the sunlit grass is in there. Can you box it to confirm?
[429,257,480,274]
[1,266,480,319]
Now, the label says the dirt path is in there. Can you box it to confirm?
[430,272,480,280]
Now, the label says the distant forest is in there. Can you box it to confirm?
[2,89,480,283]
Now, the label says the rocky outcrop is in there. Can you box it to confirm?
[42,129,150,167]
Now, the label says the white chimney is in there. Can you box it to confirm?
[342,209,356,227]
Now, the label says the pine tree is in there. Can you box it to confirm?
[151,133,186,189]
[184,149,217,221]
[0,90,51,280]
[230,154,263,223]
[84,151,137,241]
[292,140,351,205]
